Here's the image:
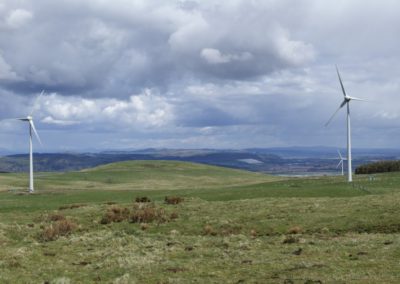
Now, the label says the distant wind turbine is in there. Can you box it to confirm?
[11,91,44,193]
[325,66,365,182]
[336,149,347,176]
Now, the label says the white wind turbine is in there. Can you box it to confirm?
[325,66,365,182]
[12,92,44,193]
[336,149,347,176]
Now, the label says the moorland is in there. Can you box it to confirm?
[0,160,399,283]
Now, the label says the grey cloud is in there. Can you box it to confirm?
[1,1,400,151]
[0,0,315,98]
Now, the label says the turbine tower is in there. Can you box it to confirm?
[325,66,365,182]
[336,149,346,176]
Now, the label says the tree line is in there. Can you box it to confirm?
[355,160,400,174]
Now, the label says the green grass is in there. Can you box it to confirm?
[0,160,400,283]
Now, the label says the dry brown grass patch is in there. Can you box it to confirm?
[100,203,172,225]
[130,204,168,224]
[47,213,66,222]
[287,226,303,234]
[164,196,184,205]
[58,204,87,210]
[100,206,130,224]
[39,219,78,242]
[202,224,242,236]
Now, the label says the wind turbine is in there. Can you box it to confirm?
[325,66,365,182]
[336,149,347,176]
[11,92,44,193]
[18,115,42,193]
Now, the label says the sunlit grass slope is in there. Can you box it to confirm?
[0,160,279,193]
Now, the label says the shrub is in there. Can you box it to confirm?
[100,206,130,224]
[250,229,258,238]
[39,219,77,242]
[170,212,179,220]
[140,223,150,231]
[100,203,171,225]
[282,235,299,244]
[135,196,151,203]
[130,204,168,224]
[203,225,217,236]
[165,196,184,205]
[287,226,303,234]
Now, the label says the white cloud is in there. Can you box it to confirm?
[41,116,80,126]
[6,9,32,29]
[275,31,316,65]
[36,90,175,129]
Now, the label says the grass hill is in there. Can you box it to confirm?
[0,160,400,283]
[0,160,279,193]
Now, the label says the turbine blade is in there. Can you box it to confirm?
[336,65,347,97]
[346,96,367,102]
[30,90,45,116]
[29,120,42,146]
[325,102,346,127]
[336,160,343,168]
[337,150,343,159]
[0,117,27,121]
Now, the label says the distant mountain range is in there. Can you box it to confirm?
[1,147,399,175]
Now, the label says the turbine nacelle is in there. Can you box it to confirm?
[16,116,42,146]
[18,116,33,122]
[344,95,366,102]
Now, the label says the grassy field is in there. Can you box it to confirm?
[0,160,399,283]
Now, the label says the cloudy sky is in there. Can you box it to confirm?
[0,0,399,152]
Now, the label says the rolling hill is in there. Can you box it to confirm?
[0,160,280,193]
